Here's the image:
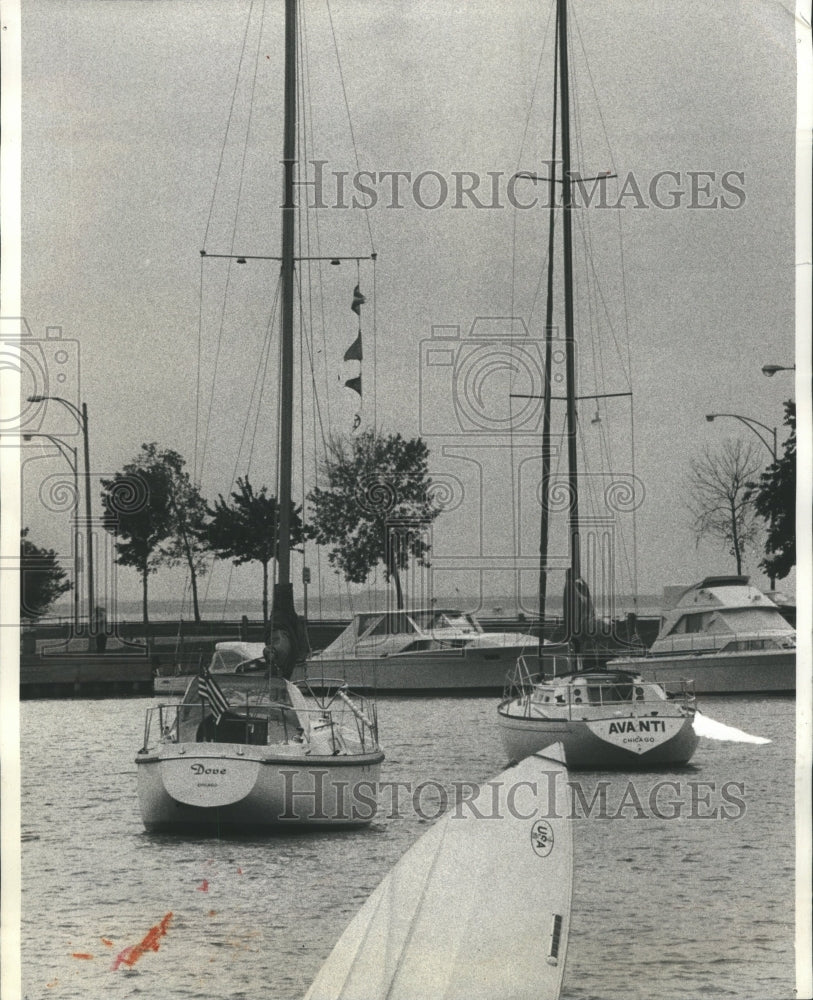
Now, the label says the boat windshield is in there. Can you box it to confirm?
[411,610,478,632]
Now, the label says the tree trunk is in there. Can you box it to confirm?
[730,501,742,574]
[392,563,404,610]
[386,543,404,610]
[189,564,201,622]
[176,521,203,623]
[141,560,151,656]
[262,559,269,631]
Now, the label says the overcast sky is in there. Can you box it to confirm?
[11,0,801,617]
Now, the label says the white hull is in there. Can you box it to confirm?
[136,741,384,830]
[299,643,551,692]
[305,748,572,1000]
[152,643,549,696]
[153,675,190,696]
[609,649,795,694]
[498,708,698,769]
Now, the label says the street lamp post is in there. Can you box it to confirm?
[27,396,95,649]
[23,433,80,635]
[705,411,778,589]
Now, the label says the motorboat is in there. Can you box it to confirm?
[137,643,383,831]
[152,612,544,695]
[498,658,698,769]
[304,608,544,692]
[608,576,796,693]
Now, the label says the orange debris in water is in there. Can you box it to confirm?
[111,912,173,970]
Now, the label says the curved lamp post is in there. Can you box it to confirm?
[27,395,94,647]
[23,433,80,634]
[705,412,777,589]
[761,364,795,377]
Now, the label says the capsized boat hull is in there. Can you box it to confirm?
[498,705,699,769]
[136,742,384,831]
[304,747,572,1000]
[609,649,795,694]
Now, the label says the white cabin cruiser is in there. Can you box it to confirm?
[303,609,542,692]
[609,576,796,693]
[136,643,384,832]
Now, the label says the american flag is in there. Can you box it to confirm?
[200,670,229,723]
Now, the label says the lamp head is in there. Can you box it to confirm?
[27,395,45,403]
[705,414,715,422]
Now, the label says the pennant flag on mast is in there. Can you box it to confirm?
[351,284,366,315]
[343,333,363,362]
[344,282,365,430]
[200,669,229,723]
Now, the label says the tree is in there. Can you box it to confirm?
[100,443,176,645]
[20,528,72,621]
[205,476,304,629]
[747,401,795,581]
[686,438,761,575]
[307,429,442,609]
[154,448,210,622]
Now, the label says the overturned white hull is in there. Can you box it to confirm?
[305,747,572,1000]
[136,741,383,831]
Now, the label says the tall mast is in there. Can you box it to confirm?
[278,0,297,587]
[538,8,559,660]
[269,0,305,674]
[557,0,582,642]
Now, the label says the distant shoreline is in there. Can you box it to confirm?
[44,593,667,624]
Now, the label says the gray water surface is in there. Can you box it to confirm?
[21,694,794,999]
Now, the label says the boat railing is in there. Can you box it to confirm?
[502,653,579,699]
[631,630,795,657]
[142,694,379,754]
[502,658,696,719]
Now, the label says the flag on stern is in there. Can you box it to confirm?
[200,670,230,723]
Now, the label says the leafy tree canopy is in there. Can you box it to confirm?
[307,429,442,608]
[206,475,304,625]
[152,447,210,621]
[20,528,72,621]
[747,401,796,580]
[100,442,176,576]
